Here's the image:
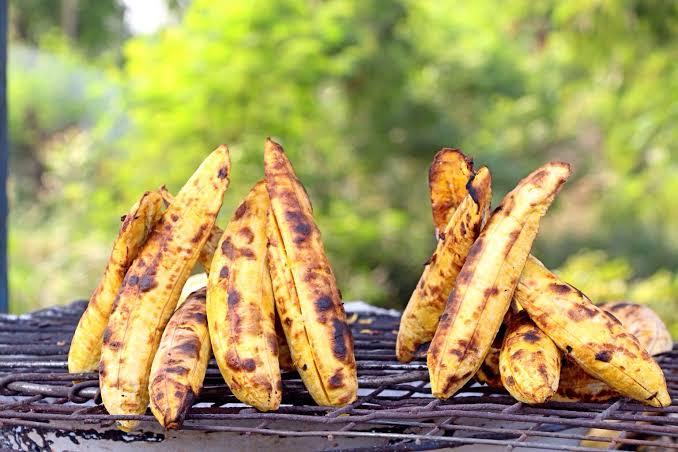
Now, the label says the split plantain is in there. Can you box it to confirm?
[396,167,491,362]
[428,148,475,237]
[516,257,670,407]
[99,145,230,431]
[68,190,164,374]
[499,310,561,404]
[265,138,357,406]
[427,161,571,399]
[149,288,210,429]
[207,180,282,411]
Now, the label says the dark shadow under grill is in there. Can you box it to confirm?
[0,301,676,451]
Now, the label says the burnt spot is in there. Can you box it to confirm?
[234,202,248,220]
[466,175,481,204]
[171,214,179,222]
[565,345,573,353]
[505,375,516,387]
[459,222,467,236]
[219,266,230,279]
[228,289,241,308]
[523,330,541,343]
[225,351,240,371]
[504,229,521,253]
[164,366,190,376]
[449,348,464,359]
[284,317,292,327]
[328,371,344,389]
[239,227,255,244]
[292,222,312,244]
[483,287,500,298]
[139,275,156,292]
[99,361,107,378]
[191,224,209,244]
[239,248,256,259]
[302,364,308,371]
[595,350,612,362]
[550,283,572,295]
[189,311,207,324]
[242,359,256,372]
[218,166,229,179]
[465,238,483,262]
[511,350,525,360]
[603,311,622,326]
[128,275,139,286]
[102,328,113,345]
[438,232,446,241]
[177,340,200,355]
[537,363,549,378]
[107,340,122,350]
[331,318,350,361]
[221,238,236,259]
[315,296,334,313]
[266,333,279,355]
[120,214,127,222]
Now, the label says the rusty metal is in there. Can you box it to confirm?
[0,301,676,451]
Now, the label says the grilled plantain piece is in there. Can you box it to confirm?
[516,257,670,407]
[68,190,164,374]
[265,138,357,406]
[476,345,503,389]
[427,162,571,399]
[499,310,561,404]
[396,167,492,362]
[160,187,223,273]
[100,145,230,431]
[149,288,210,429]
[207,180,282,411]
[429,148,475,237]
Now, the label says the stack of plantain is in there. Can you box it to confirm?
[68,139,357,431]
[397,148,671,408]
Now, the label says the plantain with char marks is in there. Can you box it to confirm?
[265,138,357,406]
[427,162,571,399]
[68,190,164,374]
[207,180,282,411]
[499,310,561,404]
[99,145,230,431]
[396,167,491,362]
[428,148,475,237]
[149,288,210,429]
[515,257,670,407]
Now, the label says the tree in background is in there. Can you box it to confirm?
[7,1,678,334]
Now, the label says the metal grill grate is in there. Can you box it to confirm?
[0,301,676,451]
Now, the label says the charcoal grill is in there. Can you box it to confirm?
[0,301,676,451]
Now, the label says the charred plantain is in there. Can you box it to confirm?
[99,145,230,431]
[516,257,670,407]
[265,138,357,406]
[207,180,282,411]
[149,288,210,429]
[499,310,561,404]
[429,148,475,237]
[427,162,571,399]
[396,167,491,362]
[68,190,164,374]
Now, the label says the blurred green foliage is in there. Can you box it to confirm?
[7,1,677,332]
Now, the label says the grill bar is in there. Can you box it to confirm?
[0,301,675,451]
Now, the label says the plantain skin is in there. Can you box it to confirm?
[149,288,210,429]
[69,191,164,374]
[265,138,357,406]
[207,180,282,411]
[516,257,670,407]
[427,162,571,399]
[396,167,492,362]
[100,146,230,431]
[429,148,475,236]
[554,302,672,403]
[160,187,223,273]
[476,346,503,389]
[177,273,207,308]
[499,310,561,404]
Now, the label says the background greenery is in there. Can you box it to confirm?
[8,1,678,334]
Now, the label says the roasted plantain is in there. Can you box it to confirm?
[396,167,491,362]
[427,162,571,399]
[68,190,164,374]
[149,288,210,429]
[99,145,230,431]
[516,257,670,407]
[428,148,475,237]
[207,180,282,411]
[265,138,357,406]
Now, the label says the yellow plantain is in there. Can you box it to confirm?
[68,190,164,374]
[427,162,571,399]
[396,167,492,362]
[516,257,670,407]
[160,187,223,273]
[554,302,672,403]
[149,288,210,429]
[429,148,475,236]
[207,180,282,411]
[265,138,357,406]
[177,273,207,308]
[475,345,503,389]
[499,310,561,404]
[100,145,230,431]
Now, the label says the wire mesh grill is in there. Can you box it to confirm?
[0,301,676,451]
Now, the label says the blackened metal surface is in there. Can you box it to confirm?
[0,301,676,451]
